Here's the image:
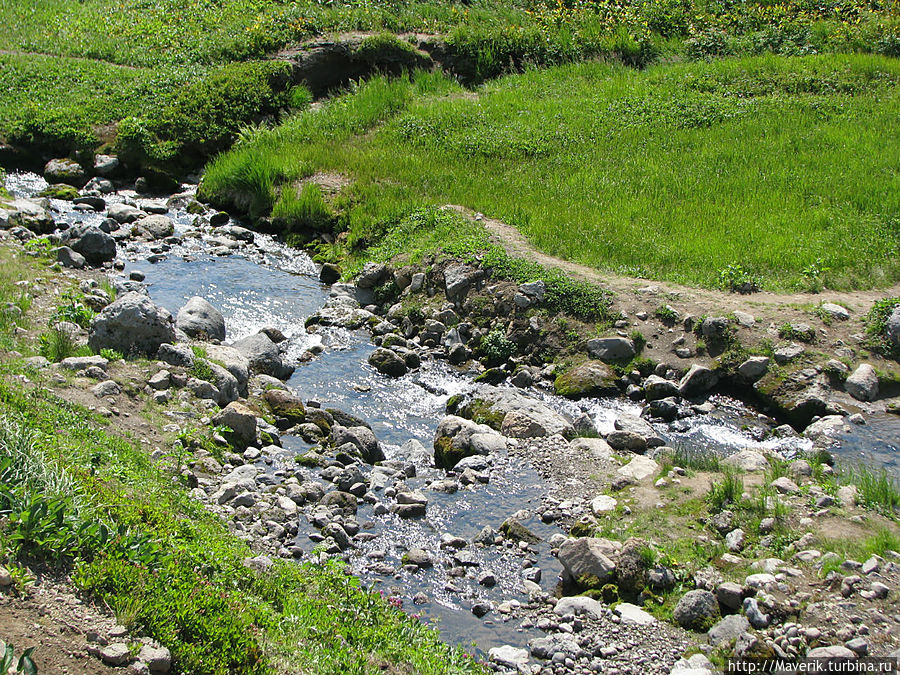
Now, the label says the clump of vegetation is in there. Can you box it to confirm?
[0,641,36,675]
[38,326,88,362]
[50,292,95,329]
[706,470,744,513]
[865,297,900,360]
[274,182,334,236]
[717,264,760,293]
[778,322,815,342]
[479,329,516,366]
[842,464,900,515]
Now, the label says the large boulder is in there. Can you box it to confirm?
[44,158,87,187]
[586,337,635,362]
[88,292,175,356]
[368,347,407,377]
[65,224,117,265]
[886,305,900,348]
[135,214,175,240]
[231,332,293,380]
[212,402,257,448]
[202,344,250,396]
[554,361,619,399]
[433,415,503,469]
[262,389,306,423]
[557,537,618,588]
[1,198,55,234]
[107,203,145,224]
[331,424,384,464]
[844,364,878,402]
[673,590,720,631]
[176,297,226,341]
[678,364,719,397]
[443,264,481,304]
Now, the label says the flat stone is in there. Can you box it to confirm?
[615,602,656,625]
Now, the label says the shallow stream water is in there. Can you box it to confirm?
[6,171,900,654]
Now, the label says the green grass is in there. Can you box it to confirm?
[842,463,900,515]
[0,376,484,675]
[203,54,900,290]
[0,249,32,351]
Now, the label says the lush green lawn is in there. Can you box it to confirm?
[202,54,900,291]
[1,0,898,160]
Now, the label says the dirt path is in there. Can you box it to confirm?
[447,205,900,374]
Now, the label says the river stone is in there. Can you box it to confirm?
[845,364,878,402]
[89,292,175,356]
[708,614,750,647]
[488,645,529,670]
[443,264,480,303]
[107,203,145,224]
[554,596,605,619]
[212,402,257,448]
[66,224,116,264]
[557,537,617,587]
[2,198,55,234]
[368,347,408,377]
[617,456,658,481]
[807,646,857,660]
[615,602,656,625]
[715,581,744,610]
[319,263,341,284]
[203,344,250,396]
[586,337,635,362]
[673,590,720,631]
[136,214,174,240]
[643,375,679,401]
[100,643,132,666]
[498,408,573,440]
[356,262,389,289]
[232,331,293,380]
[176,297,225,341]
[886,305,900,347]
[157,343,194,368]
[679,364,719,397]
[771,476,800,494]
[570,437,613,460]
[44,158,87,187]
[93,154,119,177]
[591,495,617,514]
[554,360,619,398]
[820,302,850,321]
[207,362,240,405]
[332,424,384,464]
[137,645,171,673]
[56,246,86,269]
[606,430,647,452]
[723,449,769,472]
[262,389,306,423]
[737,356,769,381]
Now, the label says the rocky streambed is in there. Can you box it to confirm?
[3,169,900,674]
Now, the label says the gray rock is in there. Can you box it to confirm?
[232,332,293,380]
[673,590,720,630]
[886,305,900,347]
[725,528,746,552]
[701,316,729,339]
[368,347,408,378]
[617,456,658,481]
[519,280,546,301]
[203,344,250,396]
[212,402,257,447]
[743,596,769,629]
[488,645,529,670]
[56,246,86,269]
[643,375,679,401]
[723,449,769,472]
[332,424,384,464]
[715,581,743,610]
[738,356,770,381]
[606,430,648,452]
[356,262,389,289]
[820,303,849,321]
[157,343,194,368]
[59,355,109,371]
[554,596,605,619]
[615,602,656,625]
[443,264,479,303]
[107,203,145,224]
[136,214,174,240]
[176,297,226,341]
[586,337,635,362]
[44,158,86,187]
[89,292,175,356]
[774,343,805,364]
[679,364,719,397]
[137,645,172,673]
[100,643,132,666]
[845,364,878,402]
[1,198,55,234]
[65,224,117,265]
[557,537,617,586]
[92,380,121,397]
[93,154,120,177]
[806,646,856,659]
[708,614,750,647]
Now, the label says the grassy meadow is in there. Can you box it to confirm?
[202,54,900,290]
[1,0,898,161]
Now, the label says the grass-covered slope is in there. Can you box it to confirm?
[1,0,898,162]
[201,54,900,291]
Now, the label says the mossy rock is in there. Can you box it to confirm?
[601,583,619,604]
[569,520,596,538]
[446,393,464,413]
[262,389,306,424]
[555,360,619,399]
[296,451,324,467]
[474,368,507,385]
[457,399,505,431]
[433,435,471,470]
[576,574,605,590]
[39,183,80,200]
[500,517,540,544]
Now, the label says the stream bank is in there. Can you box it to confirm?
[2,170,900,674]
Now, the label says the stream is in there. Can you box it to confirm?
[6,171,900,657]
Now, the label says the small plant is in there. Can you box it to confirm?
[479,329,516,366]
[0,641,36,675]
[706,471,744,513]
[799,258,830,292]
[778,322,815,342]
[629,329,646,352]
[189,358,216,384]
[864,297,900,360]
[841,464,900,515]
[717,264,760,294]
[99,348,123,361]
[654,305,679,324]
[38,326,82,362]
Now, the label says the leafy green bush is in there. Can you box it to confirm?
[38,326,87,362]
[479,329,516,366]
[50,293,95,329]
[116,61,292,172]
[865,297,900,360]
[706,471,744,513]
[717,264,760,293]
[0,641,36,675]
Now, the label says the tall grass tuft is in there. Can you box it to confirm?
[707,470,744,513]
[843,464,900,515]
